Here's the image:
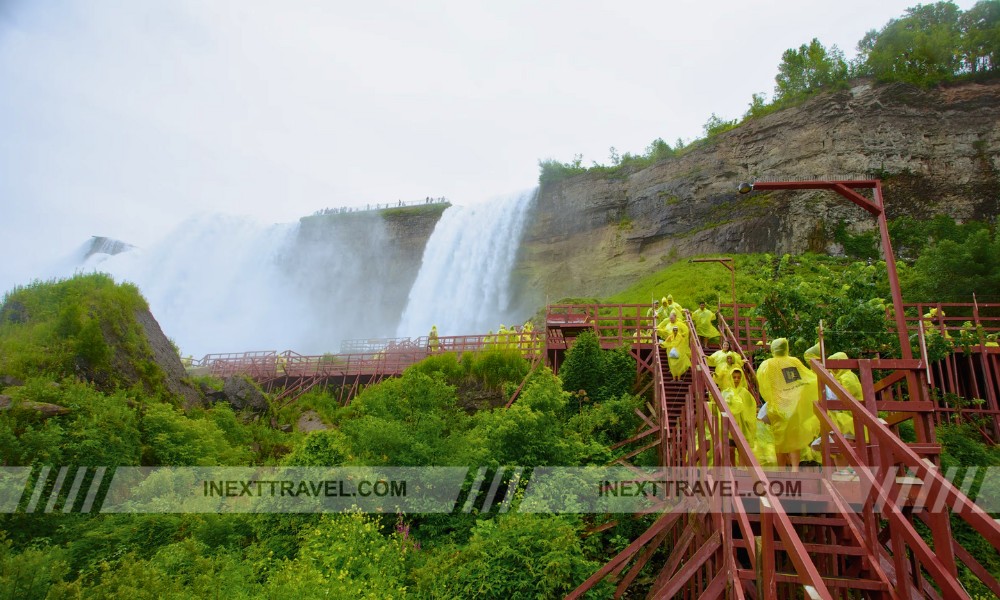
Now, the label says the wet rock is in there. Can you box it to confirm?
[297,410,328,432]
[222,376,269,413]
[517,79,1000,303]
[0,395,71,418]
[0,375,24,389]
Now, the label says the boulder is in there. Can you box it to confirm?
[0,375,24,389]
[0,395,71,418]
[222,376,269,413]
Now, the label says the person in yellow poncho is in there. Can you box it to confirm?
[641,300,661,343]
[708,340,731,368]
[721,366,758,451]
[663,294,683,318]
[923,307,951,338]
[520,321,536,356]
[646,299,662,320]
[713,350,745,390]
[506,325,519,349]
[428,325,440,353]
[810,351,867,468]
[692,301,721,345]
[661,324,691,380]
[657,310,689,342]
[758,338,817,470]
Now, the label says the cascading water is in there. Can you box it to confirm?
[396,189,536,338]
[72,212,411,358]
[79,215,306,357]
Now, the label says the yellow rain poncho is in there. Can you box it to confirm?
[661,325,691,379]
[721,367,757,449]
[803,346,862,442]
[803,343,821,363]
[753,422,777,466]
[707,343,730,368]
[657,312,689,342]
[758,338,818,454]
[428,325,440,353]
[692,304,721,341]
[712,352,744,390]
[826,352,862,439]
[664,295,684,318]
[646,301,662,320]
[506,325,518,349]
[923,308,951,338]
[520,321,535,356]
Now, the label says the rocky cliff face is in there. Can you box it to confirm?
[286,204,447,342]
[514,79,1000,303]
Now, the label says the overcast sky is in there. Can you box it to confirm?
[0,0,981,293]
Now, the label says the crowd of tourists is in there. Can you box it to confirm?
[427,322,539,355]
[650,295,867,471]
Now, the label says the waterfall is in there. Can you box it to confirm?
[396,189,536,338]
[55,191,535,356]
[74,212,409,358]
[80,215,304,357]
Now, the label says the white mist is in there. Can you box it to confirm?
[396,189,536,338]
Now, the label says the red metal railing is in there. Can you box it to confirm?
[572,309,1000,598]
[545,304,654,348]
[812,356,1000,598]
[200,351,278,379]
[199,333,543,381]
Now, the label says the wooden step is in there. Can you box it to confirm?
[736,570,889,592]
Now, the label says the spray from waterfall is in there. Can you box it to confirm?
[396,189,536,338]
[72,212,410,357]
[79,215,305,357]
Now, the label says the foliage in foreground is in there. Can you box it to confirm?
[0,273,165,394]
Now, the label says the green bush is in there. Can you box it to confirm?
[473,371,592,467]
[264,512,408,599]
[339,371,480,466]
[0,534,73,600]
[468,349,530,388]
[0,274,172,396]
[406,351,465,381]
[558,331,635,403]
[140,403,251,466]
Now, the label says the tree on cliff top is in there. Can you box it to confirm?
[774,38,849,101]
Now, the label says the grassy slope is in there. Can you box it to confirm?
[603,252,863,308]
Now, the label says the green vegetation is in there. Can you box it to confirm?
[902,227,1000,303]
[2,230,999,595]
[558,331,636,404]
[300,202,451,230]
[829,214,1000,304]
[538,1,1000,185]
[379,202,451,219]
[607,253,782,309]
[0,274,647,597]
[0,274,164,395]
[538,137,683,184]
[6,3,1000,589]
[753,259,895,359]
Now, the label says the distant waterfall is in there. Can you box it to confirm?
[396,189,536,338]
[80,215,305,357]
[75,213,409,357]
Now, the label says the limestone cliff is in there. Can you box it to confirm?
[514,79,1000,303]
[288,203,448,341]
